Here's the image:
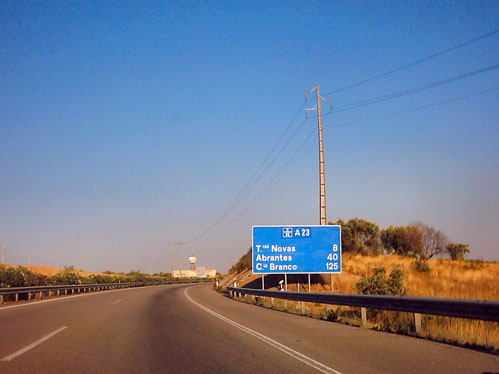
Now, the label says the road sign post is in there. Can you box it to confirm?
[252,225,341,274]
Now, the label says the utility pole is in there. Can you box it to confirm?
[170,242,183,277]
[316,84,327,226]
[178,244,182,277]
[306,85,334,293]
[170,243,175,276]
[1,246,4,265]
[306,84,333,225]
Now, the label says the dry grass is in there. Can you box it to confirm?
[339,253,498,300]
[231,253,499,353]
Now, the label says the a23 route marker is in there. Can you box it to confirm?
[252,225,341,275]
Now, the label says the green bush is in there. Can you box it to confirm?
[0,265,48,287]
[49,266,80,285]
[411,260,431,273]
[463,259,486,270]
[355,266,407,296]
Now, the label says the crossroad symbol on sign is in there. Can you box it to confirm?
[282,227,293,238]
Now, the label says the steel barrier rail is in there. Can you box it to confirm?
[0,279,214,304]
[227,287,499,322]
[0,283,143,294]
[0,283,146,304]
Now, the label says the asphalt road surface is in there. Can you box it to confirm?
[0,284,497,373]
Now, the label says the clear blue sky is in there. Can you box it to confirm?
[1,1,498,273]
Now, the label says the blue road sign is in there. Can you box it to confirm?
[252,225,341,274]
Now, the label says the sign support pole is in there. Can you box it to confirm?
[284,274,288,309]
[308,274,311,292]
[262,274,264,290]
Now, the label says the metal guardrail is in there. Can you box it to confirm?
[0,278,214,304]
[227,287,499,331]
[0,283,145,304]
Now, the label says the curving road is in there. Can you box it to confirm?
[0,284,497,373]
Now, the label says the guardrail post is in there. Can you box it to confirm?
[48,290,52,298]
[0,295,3,304]
[361,307,367,327]
[15,293,18,302]
[57,290,60,296]
[39,291,43,299]
[414,313,422,334]
[271,297,275,308]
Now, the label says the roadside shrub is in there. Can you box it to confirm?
[411,260,431,273]
[322,306,342,322]
[355,266,407,296]
[463,259,486,270]
[0,265,48,287]
[50,266,80,285]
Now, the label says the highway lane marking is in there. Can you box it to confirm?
[0,285,164,311]
[1,326,68,362]
[112,299,123,304]
[184,287,343,374]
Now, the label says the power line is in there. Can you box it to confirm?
[189,127,318,250]
[322,29,499,96]
[323,86,499,130]
[324,63,499,116]
[230,130,316,224]
[183,53,498,246]
[233,86,499,224]
[191,85,499,249]
[183,100,307,245]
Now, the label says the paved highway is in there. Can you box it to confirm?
[0,284,497,373]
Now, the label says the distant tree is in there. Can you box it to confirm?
[380,225,423,257]
[446,243,470,260]
[89,274,114,284]
[412,222,448,259]
[329,218,382,255]
[229,248,252,274]
[126,269,149,283]
[50,266,80,285]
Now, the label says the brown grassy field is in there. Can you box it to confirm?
[228,253,498,353]
[5,264,107,277]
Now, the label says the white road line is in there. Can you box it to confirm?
[1,326,68,362]
[0,285,163,311]
[184,287,343,374]
[112,299,122,304]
